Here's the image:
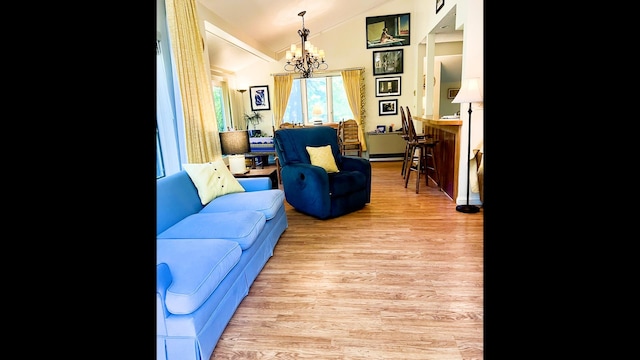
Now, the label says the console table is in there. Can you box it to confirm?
[246,152,275,169]
[364,131,406,160]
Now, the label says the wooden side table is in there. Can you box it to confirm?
[232,165,278,189]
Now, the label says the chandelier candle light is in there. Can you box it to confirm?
[284,11,328,78]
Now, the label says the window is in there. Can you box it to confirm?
[156,123,165,178]
[157,35,234,178]
[156,38,183,178]
[211,78,233,132]
[283,75,354,125]
[212,84,225,132]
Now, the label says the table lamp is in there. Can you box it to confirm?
[220,130,250,174]
[312,104,323,126]
[451,77,482,213]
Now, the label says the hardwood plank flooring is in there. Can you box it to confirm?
[211,161,483,360]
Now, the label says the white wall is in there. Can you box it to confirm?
[229,0,423,136]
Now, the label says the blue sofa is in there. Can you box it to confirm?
[156,169,288,360]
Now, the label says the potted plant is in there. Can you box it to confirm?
[244,111,263,130]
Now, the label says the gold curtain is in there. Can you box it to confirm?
[272,74,293,130]
[165,0,221,163]
[341,69,367,151]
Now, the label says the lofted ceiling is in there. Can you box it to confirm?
[199,0,462,75]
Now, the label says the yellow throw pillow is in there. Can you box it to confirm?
[306,145,339,173]
[183,160,246,205]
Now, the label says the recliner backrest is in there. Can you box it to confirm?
[274,126,342,167]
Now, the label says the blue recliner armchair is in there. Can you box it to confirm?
[274,126,371,219]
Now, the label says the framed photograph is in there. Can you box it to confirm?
[375,76,401,97]
[373,49,403,76]
[447,88,459,99]
[365,13,410,49]
[379,99,398,116]
[376,125,387,133]
[436,0,445,14]
[249,85,270,111]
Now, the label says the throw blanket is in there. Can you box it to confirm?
[250,137,275,153]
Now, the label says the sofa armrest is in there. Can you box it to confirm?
[157,263,172,335]
[237,177,271,192]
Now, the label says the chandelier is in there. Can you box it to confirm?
[284,11,328,78]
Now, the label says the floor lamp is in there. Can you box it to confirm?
[451,77,483,214]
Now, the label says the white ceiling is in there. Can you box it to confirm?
[199,0,462,74]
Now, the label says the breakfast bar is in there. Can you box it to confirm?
[411,115,462,201]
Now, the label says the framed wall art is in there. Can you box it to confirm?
[375,76,401,97]
[372,49,403,76]
[365,13,410,49]
[447,88,459,99]
[379,99,398,116]
[249,85,270,111]
[436,0,444,14]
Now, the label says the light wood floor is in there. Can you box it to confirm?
[211,161,484,360]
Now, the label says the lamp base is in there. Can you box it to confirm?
[455,204,480,213]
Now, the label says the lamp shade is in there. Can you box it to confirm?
[452,77,483,104]
[219,130,250,155]
[312,104,323,116]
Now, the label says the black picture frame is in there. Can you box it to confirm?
[436,0,444,14]
[249,85,270,111]
[379,99,398,116]
[447,88,459,99]
[372,49,403,76]
[375,76,401,97]
[365,13,410,49]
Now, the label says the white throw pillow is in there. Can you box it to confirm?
[183,160,246,205]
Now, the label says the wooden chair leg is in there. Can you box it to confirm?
[415,146,422,194]
[276,157,282,184]
[404,145,416,190]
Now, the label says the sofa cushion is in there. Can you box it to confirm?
[200,189,284,220]
[306,145,339,173]
[157,238,242,314]
[183,160,245,205]
[157,211,266,250]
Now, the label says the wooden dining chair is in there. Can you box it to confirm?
[339,119,362,157]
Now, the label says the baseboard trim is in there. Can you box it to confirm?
[368,157,403,162]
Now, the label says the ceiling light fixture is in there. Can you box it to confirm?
[284,11,328,78]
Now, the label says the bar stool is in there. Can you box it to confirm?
[400,106,427,179]
[404,107,440,193]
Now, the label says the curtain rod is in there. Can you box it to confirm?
[270,67,364,76]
